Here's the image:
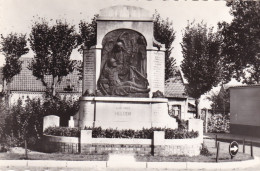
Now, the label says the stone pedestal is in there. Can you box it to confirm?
[188,119,203,140]
[78,99,95,128]
[78,96,177,130]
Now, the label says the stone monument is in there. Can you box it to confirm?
[75,5,177,130]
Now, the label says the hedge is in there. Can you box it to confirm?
[44,127,198,139]
[207,114,230,133]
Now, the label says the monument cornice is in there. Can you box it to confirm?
[97,17,153,22]
[80,96,168,103]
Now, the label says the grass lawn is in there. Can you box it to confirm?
[0,152,109,161]
[0,139,253,162]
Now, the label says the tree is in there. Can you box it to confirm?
[181,22,222,118]
[219,0,260,84]
[2,98,44,148]
[29,19,78,97]
[208,88,230,115]
[77,15,97,52]
[153,12,176,81]
[78,13,176,81]
[0,33,29,87]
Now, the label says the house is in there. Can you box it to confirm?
[164,67,195,120]
[229,84,260,137]
[5,57,82,105]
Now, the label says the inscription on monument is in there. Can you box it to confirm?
[83,50,96,94]
[115,106,131,116]
[151,51,164,93]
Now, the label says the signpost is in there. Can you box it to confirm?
[229,141,239,159]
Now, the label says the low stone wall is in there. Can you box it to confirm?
[41,130,202,156]
[41,135,79,153]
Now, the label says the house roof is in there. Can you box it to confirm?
[229,84,260,89]
[164,67,187,98]
[9,57,82,93]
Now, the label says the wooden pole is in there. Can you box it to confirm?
[216,142,220,162]
[243,138,245,153]
[251,141,253,157]
[25,140,28,159]
[215,134,217,148]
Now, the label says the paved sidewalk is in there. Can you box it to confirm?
[204,133,260,147]
[0,157,259,170]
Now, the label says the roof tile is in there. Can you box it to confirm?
[9,58,82,93]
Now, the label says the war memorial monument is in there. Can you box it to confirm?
[76,5,178,130]
[42,5,203,157]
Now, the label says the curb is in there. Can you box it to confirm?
[0,157,259,169]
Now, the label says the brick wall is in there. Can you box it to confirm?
[80,144,152,156]
[41,135,79,153]
[41,130,202,156]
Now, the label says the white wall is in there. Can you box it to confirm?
[9,91,81,106]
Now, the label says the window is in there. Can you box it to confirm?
[169,105,181,119]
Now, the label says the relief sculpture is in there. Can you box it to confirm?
[97,29,150,97]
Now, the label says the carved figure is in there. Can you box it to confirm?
[99,58,149,96]
[98,29,149,97]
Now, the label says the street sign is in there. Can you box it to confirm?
[229,141,239,157]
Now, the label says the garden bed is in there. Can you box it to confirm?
[44,126,198,139]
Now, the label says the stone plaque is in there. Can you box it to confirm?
[43,115,60,131]
[83,49,96,94]
[97,29,150,97]
[151,51,165,93]
[95,101,152,129]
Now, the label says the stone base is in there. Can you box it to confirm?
[77,96,177,130]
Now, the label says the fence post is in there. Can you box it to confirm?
[251,141,253,157]
[215,134,217,148]
[80,129,92,154]
[25,140,28,159]
[153,131,165,156]
[243,138,245,153]
[216,142,220,162]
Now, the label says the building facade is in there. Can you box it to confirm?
[230,85,260,137]
[5,57,82,105]
[165,67,195,121]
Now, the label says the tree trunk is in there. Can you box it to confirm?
[4,81,10,108]
[51,77,58,97]
[195,98,200,119]
[205,109,208,133]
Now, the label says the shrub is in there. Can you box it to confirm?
[200,143,212,156]
[43,96,79,126]
[44,127,199,139]
[44,127,80,137]
[0,96,79,149]
[1,98,43,148]
[207,114,230,133]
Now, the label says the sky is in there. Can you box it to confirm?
[0,0,233,67]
